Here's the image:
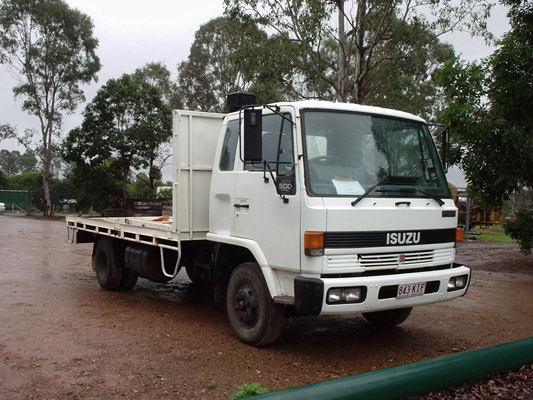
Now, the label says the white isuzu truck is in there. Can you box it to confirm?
[66,94,470,346]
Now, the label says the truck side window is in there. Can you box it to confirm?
[245,113,294,175]
[219,120,239,171]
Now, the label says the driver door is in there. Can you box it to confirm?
[233,111,301,272]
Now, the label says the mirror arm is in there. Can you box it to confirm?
[263,161,270,183]
[264,105,295,128]
[263,161,289,203]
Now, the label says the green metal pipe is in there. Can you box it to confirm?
[251,337,533,400]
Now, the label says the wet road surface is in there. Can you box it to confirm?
[0,215,531,399]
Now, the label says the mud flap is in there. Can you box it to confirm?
[294,276,324,316]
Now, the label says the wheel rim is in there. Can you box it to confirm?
[233,284,259,328]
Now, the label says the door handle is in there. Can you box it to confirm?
[395,201,411,207]
[234,203,250,209]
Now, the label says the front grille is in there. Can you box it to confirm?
[326,248,453,272]
[359,250,434,268]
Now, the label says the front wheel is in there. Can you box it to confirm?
[363,307,412,327]
[226,263,284,346]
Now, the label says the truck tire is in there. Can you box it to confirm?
[92,237,123,290]
[226,262,284,346]
[120,267,138,290]
[362,307,412,327]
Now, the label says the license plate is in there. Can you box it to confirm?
[397,282,426,299]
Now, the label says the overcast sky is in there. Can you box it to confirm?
[0,0,510,186]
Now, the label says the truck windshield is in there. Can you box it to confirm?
[302,110,451,199]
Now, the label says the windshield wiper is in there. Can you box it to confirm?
[351,181,394,206]
[351,182,445,207]
[396,188,445,206]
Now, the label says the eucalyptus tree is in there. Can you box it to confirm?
[0,0,101,215]
[0,149,38,176]
[133,61,182,110]
[225,0,494,106]
[178,16,291,112]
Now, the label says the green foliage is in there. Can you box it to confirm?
[63,70,172,207]
[49,176,76,206]
[231,383,268,399]
[351,15,455,120]
[504,209,533,256]
[0,0,101,113]
[0,0,101,215]
[225,0,493,107]
[133,61,182,110]
[127,173,162,199]
[435,2,533,208]
[178,17,290,112]
[5,171,74,208]
[0,170,8,189]
[7,171,42,193]
[156,188,172,199]
[0,150,38,176]
[65,160,123,212]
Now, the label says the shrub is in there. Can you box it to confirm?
[504,208,533,256]
[231,383,268,399]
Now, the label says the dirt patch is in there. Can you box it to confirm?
[0,216,531,399]
[409,364,533,400]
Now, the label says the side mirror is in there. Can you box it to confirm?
[243,109,262,162]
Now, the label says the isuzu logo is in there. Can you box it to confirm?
[386,232,421,245]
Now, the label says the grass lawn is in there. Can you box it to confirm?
[470,225,515,243]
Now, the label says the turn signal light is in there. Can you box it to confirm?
[304,231,324,256]
[456,227,464,243]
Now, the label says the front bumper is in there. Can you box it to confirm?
[294,263,471,316]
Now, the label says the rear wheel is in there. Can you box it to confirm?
[92,237,123,290]
[363,307,412,327]
[226,262,284,346]
[119,267,138,290]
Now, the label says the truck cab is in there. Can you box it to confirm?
[207,99,469,345]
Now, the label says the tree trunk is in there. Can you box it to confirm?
[354,0,367,104]
[337,1,348,102]
[42,147,52,217]
[121,158,131,206]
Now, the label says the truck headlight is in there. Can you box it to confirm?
[345,288,363,302]
[448,275,468,291]
[327,288,343,303]
[327,287,365,304]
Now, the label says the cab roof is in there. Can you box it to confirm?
[270,100,427,124]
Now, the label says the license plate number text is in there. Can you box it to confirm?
[397,282,426,299]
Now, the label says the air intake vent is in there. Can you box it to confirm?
[227,92,257,112]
